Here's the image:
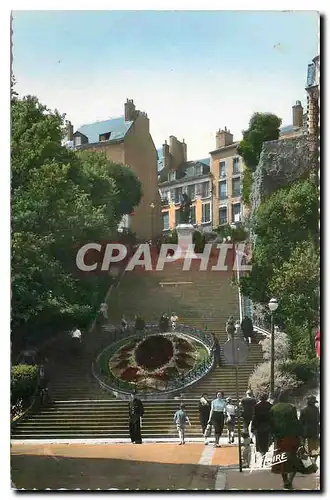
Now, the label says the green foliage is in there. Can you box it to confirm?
[193,231,206,253]
[281,358,319,386]
[11,93,141,345]
[164,230,178,244]
[242,167,253,207]
[11,364,38,406]
[214,223,247,242]
[249,361,301,399]
[240,178,319,306]
[237,112,282,171]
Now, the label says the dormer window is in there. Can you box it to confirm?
[99,132,111,142]
[169,171,176,181]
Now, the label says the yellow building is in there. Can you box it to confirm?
[158,137,212,232]
[67,99,162,241]
[210,128,247,228]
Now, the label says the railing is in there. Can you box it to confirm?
[92,323,214,400]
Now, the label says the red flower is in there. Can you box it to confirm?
[121,367,140,381]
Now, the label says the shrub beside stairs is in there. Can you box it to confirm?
[12,253,264,440]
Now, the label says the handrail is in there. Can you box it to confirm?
[93,324,215,399]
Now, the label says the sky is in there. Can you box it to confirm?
[12,10,319,160]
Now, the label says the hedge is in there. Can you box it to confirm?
[11,364,39,407]
[281,358,320,386]
[193,231,206,253]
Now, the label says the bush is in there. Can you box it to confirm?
[281,358,319,386]
[249,361,301,399]
[164,230,178,245]
[193,231,206,253]
[11,364,39,407]
[260,331,290,361]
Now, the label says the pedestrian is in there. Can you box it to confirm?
[212,338,221,367]
[299,395,320,465]
[70,326,82,355]
[208,392,227,447]
[170,312,178,331]
[241,431,252,468]
[251,393,272,464]
[159,313,169,333]
[99,302,108,320]
[269,392,303,490]
[240,389,256,439]
[174,403,191,445]
[241,316,253,344]
[198,393,211,444]
[120,315,128,333]
[226,316,235,341]
[226,397,237,444]
[235,320,243,339]
[128,392,144,444]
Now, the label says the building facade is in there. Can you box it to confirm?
[306,55,320,137]
[210,128,246,228]
[158,137,212,232]
[65,99,162,241]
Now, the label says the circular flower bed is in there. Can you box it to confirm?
[107,333,207,392]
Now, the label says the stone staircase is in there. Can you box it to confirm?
[12,251,264,440]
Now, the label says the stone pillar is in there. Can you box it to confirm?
[174,224,198,259]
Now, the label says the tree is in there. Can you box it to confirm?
[237,112,282,206]
[240,178,319,306]
[237,112,282,172]
[11,93,142,346]
[269,240,319,356]
[260,331,291,361]
[249,361,301,399]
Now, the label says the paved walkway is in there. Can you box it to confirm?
[11,443,319,490]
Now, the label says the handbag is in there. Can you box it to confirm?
[205,423,212,437]
[297,446,318,474]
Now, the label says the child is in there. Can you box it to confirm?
[226,397,237,444]
[242,431,252,468]
[174,404,191,445]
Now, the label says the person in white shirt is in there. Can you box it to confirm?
[226,397,237,444]
[71,327,82,342]
[208,392,227,447]
[99,302,108,320]
[170,312,178,331]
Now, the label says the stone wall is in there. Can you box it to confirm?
[251,135,318,216]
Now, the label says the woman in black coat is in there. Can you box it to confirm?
[251,393,272,460]
[198,393,211,440]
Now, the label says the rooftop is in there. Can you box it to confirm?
[76,116,134,145]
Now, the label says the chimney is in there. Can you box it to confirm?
[124,99,137,121]
[216,127,233,148]
[182,139,187,162]
[66,120,73,141]
[162,140,171,170]
[292,100,303,128]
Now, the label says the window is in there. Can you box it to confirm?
[219,207,227,225]
[197,181,210,198]
[162,212,169,230]
[232,177,241,197]
[219,161,226,178]
[195,165,202,176]
[202,203,211,223]
[75,135,81,146]
[174,187,183,204]
[219,180,227,200]
[175,209,181,225]
[232,203,241,223]
[233,157,240,175]
[169,171,176,181]
[190,206,196,225]
[187,184,196,201]
[99,132,111,141]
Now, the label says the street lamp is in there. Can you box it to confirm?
[268,298,279,400]
[230,224,243,322]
